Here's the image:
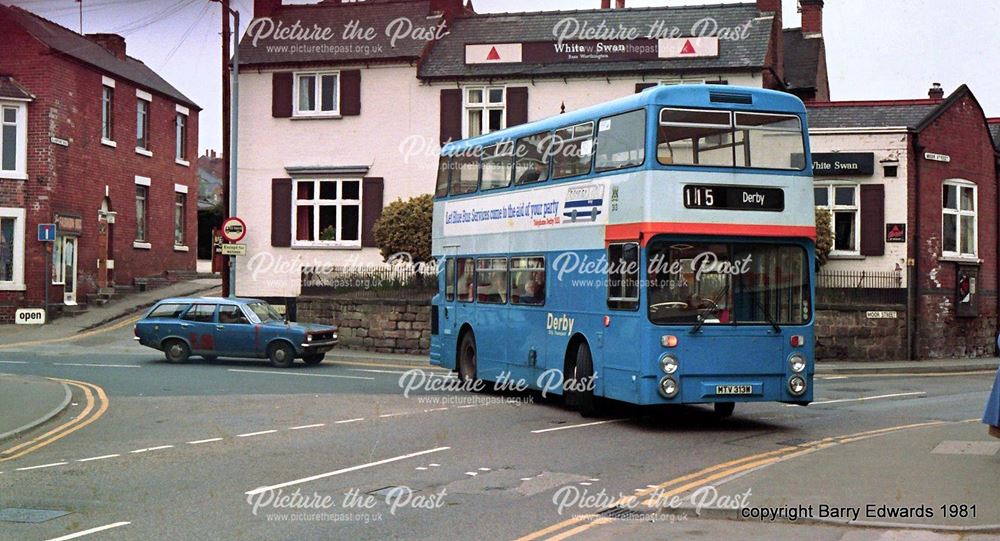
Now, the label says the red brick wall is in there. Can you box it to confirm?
[0,12,198,320]
[912,93,998,358]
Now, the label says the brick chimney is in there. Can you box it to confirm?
[88,33,126,60]
[616,0,625,7]
[601,0,611,8]
[800,0,824,35]
[254,0,281,18]
[928,83,944,100]
[757,0,784,90]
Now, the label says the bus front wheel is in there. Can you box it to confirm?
[458,332,478,384]
[570,342,600,418]
[714,402,735,418]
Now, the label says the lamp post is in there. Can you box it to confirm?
[212,0,239,297]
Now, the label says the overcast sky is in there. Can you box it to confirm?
[12,0,1000,155]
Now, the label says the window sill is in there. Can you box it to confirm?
[291,114,343,121]
[0,172,27,180]
[174,245,190,252]
[939,255,981,265]
[828,254,865,260]
[101,138,117,148]
[291,244,363,250]
[135,147,153,157]
[0,283,27,292]
[175,158,190,167]
[133,241,152,250]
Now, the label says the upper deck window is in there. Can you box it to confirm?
[449,152,480,196]
[435,156,450,198]
[514,132,551,185]
[552,122,594,180]
[595,109,646,172]
[657,108,804,171]
[481,142,514,191]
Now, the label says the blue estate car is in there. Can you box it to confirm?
[134,297,338,368]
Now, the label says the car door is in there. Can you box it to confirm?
[180,303,218,355]
[215,304,258,357]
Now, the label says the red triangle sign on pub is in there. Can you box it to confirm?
[680,39,696,55]
[487,46,501,61]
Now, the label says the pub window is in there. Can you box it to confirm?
[464,86,505,138]
[552,122,594,180]
[294,71,339,116]
[608,242,639,310]
[595,109,646,172]
[514,132,551,185]
[815,184,859,254]
[511,256,545,305]
[456,257,475,302]
[292,179,362,246]
[943,181,977,257]
[480,142,513,191]
[475,258,508,304]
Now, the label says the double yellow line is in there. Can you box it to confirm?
[0,378,109,462]
[516,419,958,541]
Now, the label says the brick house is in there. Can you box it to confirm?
[0,5,200,321]
[807,85,998,359]
[236,0,828,307]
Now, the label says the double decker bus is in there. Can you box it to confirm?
[430,84,815,417]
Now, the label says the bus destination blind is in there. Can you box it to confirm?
[683,185,785,212]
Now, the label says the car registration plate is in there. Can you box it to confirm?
[716,385,753,395]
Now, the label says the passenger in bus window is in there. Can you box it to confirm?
[488,273,508,304]
[517,160,546,183]
[521,271,545,304]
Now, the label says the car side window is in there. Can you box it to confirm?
[182,304,217,323]
[219,305,250,325]
[147,303,189,319]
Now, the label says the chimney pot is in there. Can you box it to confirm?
[800,0,824,35]
[615,0,625,8]
[601,0,611,8]
[929,83,944,100]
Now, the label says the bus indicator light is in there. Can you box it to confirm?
[603,315,611,327]
[790,335,804,347]
[661,335,679,348]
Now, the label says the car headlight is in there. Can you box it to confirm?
[306,334,313,342]
[659,354,679,375]
[332,333,338,341]
[788,354,806,373]
[788,375,807,396]
[658,376,679,398]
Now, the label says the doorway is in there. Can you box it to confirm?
[62,236,78,305]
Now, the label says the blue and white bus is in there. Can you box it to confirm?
[430,85,815,417]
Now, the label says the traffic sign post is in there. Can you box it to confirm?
[38,223,56,322]
[221,217,246,297]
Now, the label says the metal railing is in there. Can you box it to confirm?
[816,269,905,307]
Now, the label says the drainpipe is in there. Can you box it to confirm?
[910,133,923,360]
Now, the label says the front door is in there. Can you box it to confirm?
[62,237,78,305]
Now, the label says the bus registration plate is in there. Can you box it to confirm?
[716,385,753,395]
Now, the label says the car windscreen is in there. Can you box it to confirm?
[247,302,283,322]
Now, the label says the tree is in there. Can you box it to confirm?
[815,207,833,268]
[372,194,433,263]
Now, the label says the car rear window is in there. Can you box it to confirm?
[182,304,217,323]
[147,303,189,319]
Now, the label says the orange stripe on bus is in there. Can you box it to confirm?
[605,222,816,244]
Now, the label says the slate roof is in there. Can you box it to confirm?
[238,0,438,67]
[2,5,198,109]
[418,3,772,79]
[783,29,821,91]
[989,121,1000,150]
[807,101,941,130]
[0,76,34,101]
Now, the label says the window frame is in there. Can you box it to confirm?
[479,141,514,192]
[181,303,218,323]
[291,178,363,248]
[455,257,476,303]
[175,110,188,163]
[0,101,28,179]
[513,131,553,186]
[475,257,509,304]
[815,183,860,256]
[136,96,151,153]
[510,256,546,306]
[293,71,341,117]
[607,242,640,311]
[101,85,115,143]
[594,108,647,173]
[551,121,596,181]
[135,184,149,243]
[942,180,978,258]
[174,191,187,247]
[463,86,506,139]
[0,207,25,290]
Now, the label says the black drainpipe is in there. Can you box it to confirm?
[910,133,923,361]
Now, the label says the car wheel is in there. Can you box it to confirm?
[303,353,325,365]
[714,402,735,418]
[457,332,477,384]
[268,342,296,368]
[571,342,600,418]
[163,339,190,364]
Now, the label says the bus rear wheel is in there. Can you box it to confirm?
[458,332,478,384]
[714,402,735,418]
[571,342,600,418]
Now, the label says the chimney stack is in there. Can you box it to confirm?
[601,0,611,8]
[254,0,281,18]
[616,0,625,8]
[800,0,824,35]
[87,33,126,60]
[928,83,944,100]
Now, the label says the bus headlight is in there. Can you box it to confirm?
[658,376,679,398]
[659,354,679,375]
[788,375,807,396]
[788,354,806,373]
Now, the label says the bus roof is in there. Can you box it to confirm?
[441,84,807,155]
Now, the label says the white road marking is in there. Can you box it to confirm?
[16,462,67,471]
[237,430,278,438]
[379,412,408,418]
[52,363,141,368]
[245,446,451,496]
[531,419,626,434]
[465,472,478,476]
[791,391,927,406]
[334,418,365,424]
[289,423,325,430]
[478,467,490,471]
[45,521,131,541]
[130,445,174,454]
[0,360,27,364]
[456,404,478,409]
[819,375,849,380]
[415,466,428,471]
[348,368,454,377]
[187,437,224,445]
[424,407,449,412]
[77,454,120,463]
[227,368,374,380]
[521,477,533,481]
[429,463,440,467]
[588,478,600,482]
[580,482,592,486]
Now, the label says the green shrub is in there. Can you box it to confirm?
[815,207,833,268]
[372,194,433,263]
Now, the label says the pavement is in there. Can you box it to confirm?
[0,374,70,443]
